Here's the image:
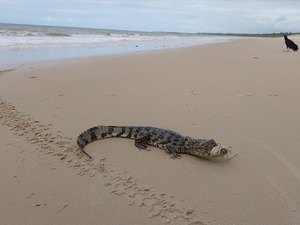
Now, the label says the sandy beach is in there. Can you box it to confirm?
[1,37,300,225]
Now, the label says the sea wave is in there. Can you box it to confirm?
[0,30,184,49]
[0,29,71,37]
[0,23,242,50]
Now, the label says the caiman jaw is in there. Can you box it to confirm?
[210,145,228,158]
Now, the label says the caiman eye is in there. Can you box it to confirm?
[220,148,227,154]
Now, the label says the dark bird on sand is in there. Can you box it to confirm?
[284,35,298,51]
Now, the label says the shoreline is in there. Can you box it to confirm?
[1,37,300,225]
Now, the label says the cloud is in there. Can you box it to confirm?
[1,0,300,33]
[51,9,87,14]
[275,16,287,23]
[0,0,11,3]
[46,17,59,22]
[45,16,75,24]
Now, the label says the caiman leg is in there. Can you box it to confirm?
[134,135,151,150]
[165,145,181,159]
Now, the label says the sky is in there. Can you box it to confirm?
[1,0,300,33]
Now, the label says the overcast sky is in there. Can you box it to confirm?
[1,0,300,33]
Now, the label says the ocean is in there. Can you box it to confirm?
[0,23,242,66]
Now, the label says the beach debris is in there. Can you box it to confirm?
[57,203,69,213]
[35,202,47,207]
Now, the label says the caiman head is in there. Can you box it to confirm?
[184,137,229,159]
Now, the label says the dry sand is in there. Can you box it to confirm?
[1,37,300,225]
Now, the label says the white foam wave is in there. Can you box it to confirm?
[0,31,184,49]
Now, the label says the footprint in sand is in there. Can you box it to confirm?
[265,93,280,97]
[237,93,253,97]
[0,68,16,75]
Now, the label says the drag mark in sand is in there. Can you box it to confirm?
[0,97,207,225]
[233,133,300,225]
[234,134,300,184]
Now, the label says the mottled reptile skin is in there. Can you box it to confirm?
[77,125,229,159]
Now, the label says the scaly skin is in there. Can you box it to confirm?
[77,125,229,159]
